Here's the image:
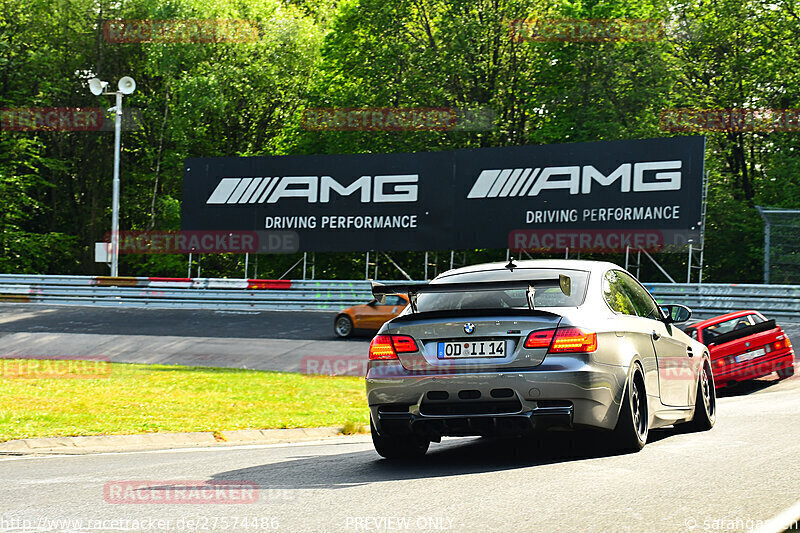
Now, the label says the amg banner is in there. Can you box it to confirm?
[181,136,705,253]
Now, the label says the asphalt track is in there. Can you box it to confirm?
[1,377,799,532]
[0,304,347,340]
[1,304,799,532]
[0,304,370,373]
[0,303,797,374]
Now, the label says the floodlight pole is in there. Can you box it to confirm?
[755,206,770,284]
[110,91,123,277]
[90,76,134,277]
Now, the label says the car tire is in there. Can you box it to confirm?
[777,364,795,380]
[684,361,716,432]
[370,417,429,459]
[334,315,354,338]
[610,367,648,452]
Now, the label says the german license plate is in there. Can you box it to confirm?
[736,348,765,363]
[437,340,506,358]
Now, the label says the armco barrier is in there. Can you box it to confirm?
[0,275,375,311]
[646,283,800,322]
[0,275,796,320]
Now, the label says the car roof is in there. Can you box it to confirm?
[435,259,621,280]
[689,310,762,329]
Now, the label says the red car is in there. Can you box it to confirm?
[684,311,795,388]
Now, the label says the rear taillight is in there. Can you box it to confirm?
[368,334,418,360]
[391,335,418,353]
[524,329,555,349]
[550,327,597,353]
[369,335,396,360]
[523,327,597,353]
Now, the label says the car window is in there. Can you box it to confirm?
[602,270,637,315]
[749,313,765,324]
[616,270,662,321]
[415,268,589,312]
[686,327,698,340]
[421,289,527,311]
[382,295,405,306]
[703,315,754,339]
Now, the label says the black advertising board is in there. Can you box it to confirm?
[181,136,705,253]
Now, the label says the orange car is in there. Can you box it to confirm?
[334,295,409,338]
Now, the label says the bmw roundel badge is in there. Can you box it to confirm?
[464,323,475,334]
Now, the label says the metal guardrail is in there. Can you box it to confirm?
[646,283,800,322]
[0,275,376,311]
[0,275,797,320]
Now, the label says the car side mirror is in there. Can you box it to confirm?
[661,304,692,324]
[367,299,378,307]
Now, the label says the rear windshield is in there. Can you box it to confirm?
[702,314,757,340]
[415,268,589,313]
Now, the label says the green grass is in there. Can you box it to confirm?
[340,419,367,435]
[0,361,369,442]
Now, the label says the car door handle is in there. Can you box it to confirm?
[652,331,661,341]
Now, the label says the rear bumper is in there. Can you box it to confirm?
[366,356,629,437]
[713,349,795,387]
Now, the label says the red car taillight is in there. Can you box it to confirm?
[368,334,418,360]
[391,335,418,353]
[524,329,555,349]
[524,327,597,353]
[773,337,786,351]
[369,335,396,360]
[550,327,598,353]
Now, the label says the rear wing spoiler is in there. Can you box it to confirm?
[371,275,572,313]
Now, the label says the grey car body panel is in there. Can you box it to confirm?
[385,313,562,371]
[366,259,710,438]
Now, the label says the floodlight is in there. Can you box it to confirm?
[88,78,108,96]
[118,76,136,95]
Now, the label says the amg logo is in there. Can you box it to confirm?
[206,175,418,205]
[467,161,682,198]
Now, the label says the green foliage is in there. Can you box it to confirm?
[2,0,799,281]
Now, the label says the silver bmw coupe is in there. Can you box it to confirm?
[367,259,716,458]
